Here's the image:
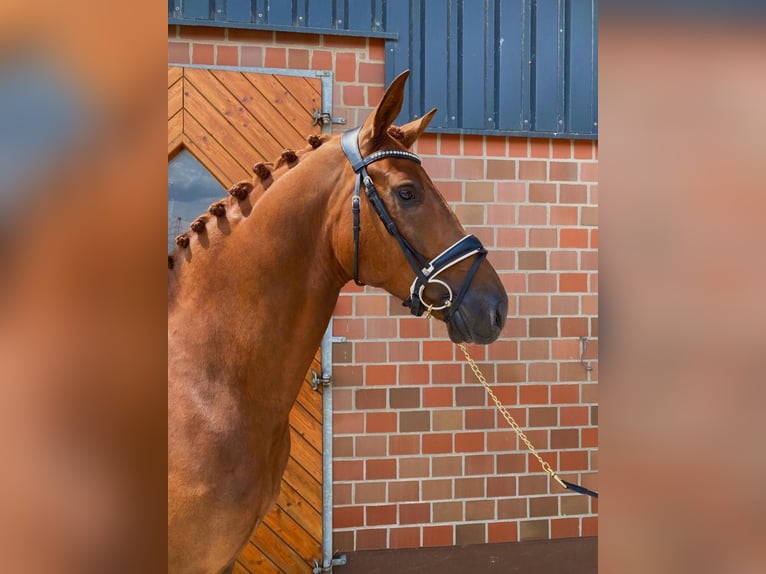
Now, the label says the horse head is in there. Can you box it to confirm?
[334,70,508,344]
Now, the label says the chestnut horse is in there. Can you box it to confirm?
[168,70,508,573]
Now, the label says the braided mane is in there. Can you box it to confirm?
[168,133,330,269]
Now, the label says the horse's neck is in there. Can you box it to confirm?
[170,157,346,419]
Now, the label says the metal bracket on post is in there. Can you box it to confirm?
[310,370,331,392]
[312,108,347,127]
[313,555,348,574]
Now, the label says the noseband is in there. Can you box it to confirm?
[340,126,487,318]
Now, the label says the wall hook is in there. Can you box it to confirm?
[579,336,593,372]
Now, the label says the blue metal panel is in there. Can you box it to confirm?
[167,0,597,138]
[567,0,597,134]
[421,0,449,125]
[267,0,293,26]
[182,0,212,20]
[226,0,253,23]
[307,0,333,29]
[496,0,525,132]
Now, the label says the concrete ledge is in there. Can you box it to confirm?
[335,536,597,574]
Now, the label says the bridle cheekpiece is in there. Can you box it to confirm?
[340,126,487,318]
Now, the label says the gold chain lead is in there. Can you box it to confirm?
[457,343,567,490]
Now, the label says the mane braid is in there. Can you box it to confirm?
[168,132,328,267]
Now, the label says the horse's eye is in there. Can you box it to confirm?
[398,188,415,201]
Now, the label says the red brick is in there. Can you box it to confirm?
[192,43,214,65]
[439,135,461,155]
[551,518,580,538]
[336,52,357,82]
[389,434,420,455]
[559,450,589,471]
[264,47,286,68]
[530,496,558,517]
[488,521,519,543]
[366,412,397,433]
[228,29,274,43]
[288,48,309,69]
[582,427,598,447]
[366,318,397,338]
[455,386,486,407]
[311,49,333,70]
[399,457,430,478]
[560,228,588,248]
[466,500,495,520]
[560,406,589,426]
[528,362,557,382]
[497,181,525,202]
[487,159,517,179]
[356,388,387,409]
[334,483,353,505]
[456,523,486,545]
[334,505,364,528]
[455,477,485,498]
[365,364,396,386]
[561,317,588,337]
[518,206,547,225]
[366,458,397,480]
[455,431,485,452]
[486,137,507,156]
[422,433,453,454]
[216,45,238,66]
[519,520,550,541]
[462,135,484,156]
[560,183,588,203]
[399,317,430,338]
[487,428,518,451]
[465,454,494,475]
[334,460,364,481]
[551,383,579,403]
[519,160,546,180]
[573,139,594,159]
[368,38,385,61]
[422,477,453,499]
[529,228,557,247]
[431,364,462,385]
[421,156,452,179]
[455,158,486,180]
[423,387,454,408]
[388,341,420,362]
[529,183,556,203]
[343,85,365,106]
[520,384,549,404]
[356,528,387,550]
[497,453,526,474]
[399,364,429,385]
[550,161,578,181]
[509,138,529,158]
[497,228,526,248]
[580,163,598,182]
[357,61,384,84]
[367,85,385,106]
[530,138,551,158]
[334,436,354,457]
[355,435,387,457]
[389,480,420,502]
[551,428,580,449]
[518,251,547,270]
[560,273,588,293]
[180,25,225,40]
[416,133,438,154]
[355,341,386,363]
[275,31,320,46]
[590,229,598,248]
[423,525,454,547]
[550,251,578,270]
[551,206,579,225]
[334,412,364,434]
[168,42,190,64]
[487,476,517,497]
[551,139,572,158]
[551,295,579,315]
[400,502,430,524]
[366,504,397,526]
[324,35,365,48]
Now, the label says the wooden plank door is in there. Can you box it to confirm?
[168,66,324,573]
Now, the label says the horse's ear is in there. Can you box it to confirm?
[397,108,437,149]
[361,69,410,145]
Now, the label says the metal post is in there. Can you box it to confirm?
[315,319,347,573]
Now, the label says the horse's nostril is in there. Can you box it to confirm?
[494,307,505,329]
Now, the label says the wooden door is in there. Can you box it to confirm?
[168,66,324,573]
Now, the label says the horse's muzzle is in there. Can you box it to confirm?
[446,289,507,344]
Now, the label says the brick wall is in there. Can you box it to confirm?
[169,25,598,552]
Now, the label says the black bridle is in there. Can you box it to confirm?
[340,126,487,318]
